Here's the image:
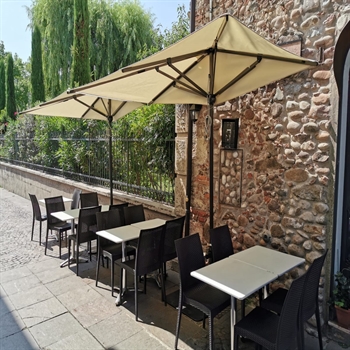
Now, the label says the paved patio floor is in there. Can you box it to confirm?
[0,188,347,349]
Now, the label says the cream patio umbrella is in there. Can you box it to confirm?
[66,13,318,228]
[21,92,144,204]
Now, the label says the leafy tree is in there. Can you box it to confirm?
[89,0,120,79]
[29,0,74,97]
[13,55,31,112]
[71,0,90,87]
[6,54,16,120]
[112,0,154,68]
[0,59,5,110]
[31,25,45,103]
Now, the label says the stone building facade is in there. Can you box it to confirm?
[175,0,350,332]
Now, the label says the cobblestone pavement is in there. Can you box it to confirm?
[0,189,45,272]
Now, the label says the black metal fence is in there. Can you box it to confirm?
[0,135,175,205]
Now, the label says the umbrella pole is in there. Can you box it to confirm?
[108,116,113,206]
[209,103,214,230]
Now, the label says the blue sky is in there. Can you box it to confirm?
[0,0,189,62]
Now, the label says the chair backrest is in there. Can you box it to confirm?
[136,224,166,276]
[80,192,99,208]
[123,204,145,225]
[276,272,307,349]
[210,224,234,262]
[175,233,206,293]
[301,249,328,321]
[45,196,65,226]
[96,209,123,247]
[77,206,101,244]
[71,189,82,209]
[162,216,185,263]
[29,193,42,220]
[109,202,129,225]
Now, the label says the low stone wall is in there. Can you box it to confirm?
[0,161,175,220]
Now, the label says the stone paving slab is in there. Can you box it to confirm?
[0,328,40,350]
[45,329,104,350]
[0,309,26,339]
[28,312,85,348]
[2,273,42,296]
[18,297,67,328]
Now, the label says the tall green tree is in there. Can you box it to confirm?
[6,53,16,120]
[31,25,45,103]
[13,55,30,112]
[71,0,90,87]
[0,59,5,110]
[29,0,74,97]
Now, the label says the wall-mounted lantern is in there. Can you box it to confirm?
[189,104,202,122]
[222,119,239,149]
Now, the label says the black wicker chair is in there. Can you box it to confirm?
[44,196,71,258]
[95,209,134,296]
[29,193,47,245]
[116,224,166,321]
[68,205,101,276]
[234,272,307,350]
[123,204,145,248]
[161,216,185,302]
[109,202,129,226]
[210,224,234,262]
[261,249,328,350]
[80,192,99,208]
[174,233,230,350]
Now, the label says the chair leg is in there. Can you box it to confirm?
[96,247,101,287]
[31,216,35,241]
[58,231,62,259]
[161,265,167,305]
[45,228,49,255]
[144,274,147,294]
[135,274,138,321]
[39,221,42,245]
[68,239,71,268]
[175,292,183,350]
[111,258,114,297]
[76,243,79,276]
[315,305,323,350]
[119,266,123,305]
[208,315,214,350]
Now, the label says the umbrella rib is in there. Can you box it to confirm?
[166,62,208,97]
[215,57,262,98]
[74,96,109,119]
[121,49,209,73]
[217,48,318,66]
[111,101,127,118]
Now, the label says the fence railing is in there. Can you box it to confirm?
[0,136,175,205]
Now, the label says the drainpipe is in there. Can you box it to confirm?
[185,1,197,236]
[209,0,213,20]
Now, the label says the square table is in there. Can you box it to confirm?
[96,218,166,305]
[51,205,109,267]
[191,246,305,350]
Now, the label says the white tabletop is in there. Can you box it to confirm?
[96,218,166,244]
[39,197,73,204]
[51,205,109,221]
[97,225,141,244]
[191,258,277,300]
[230,245,305,277]
[130,218,166,230]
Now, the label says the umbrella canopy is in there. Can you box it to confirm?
[68,13,318,228]
[21,93,144,204]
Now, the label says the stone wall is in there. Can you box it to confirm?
[0,162,175,220]
[174,0,350,329]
